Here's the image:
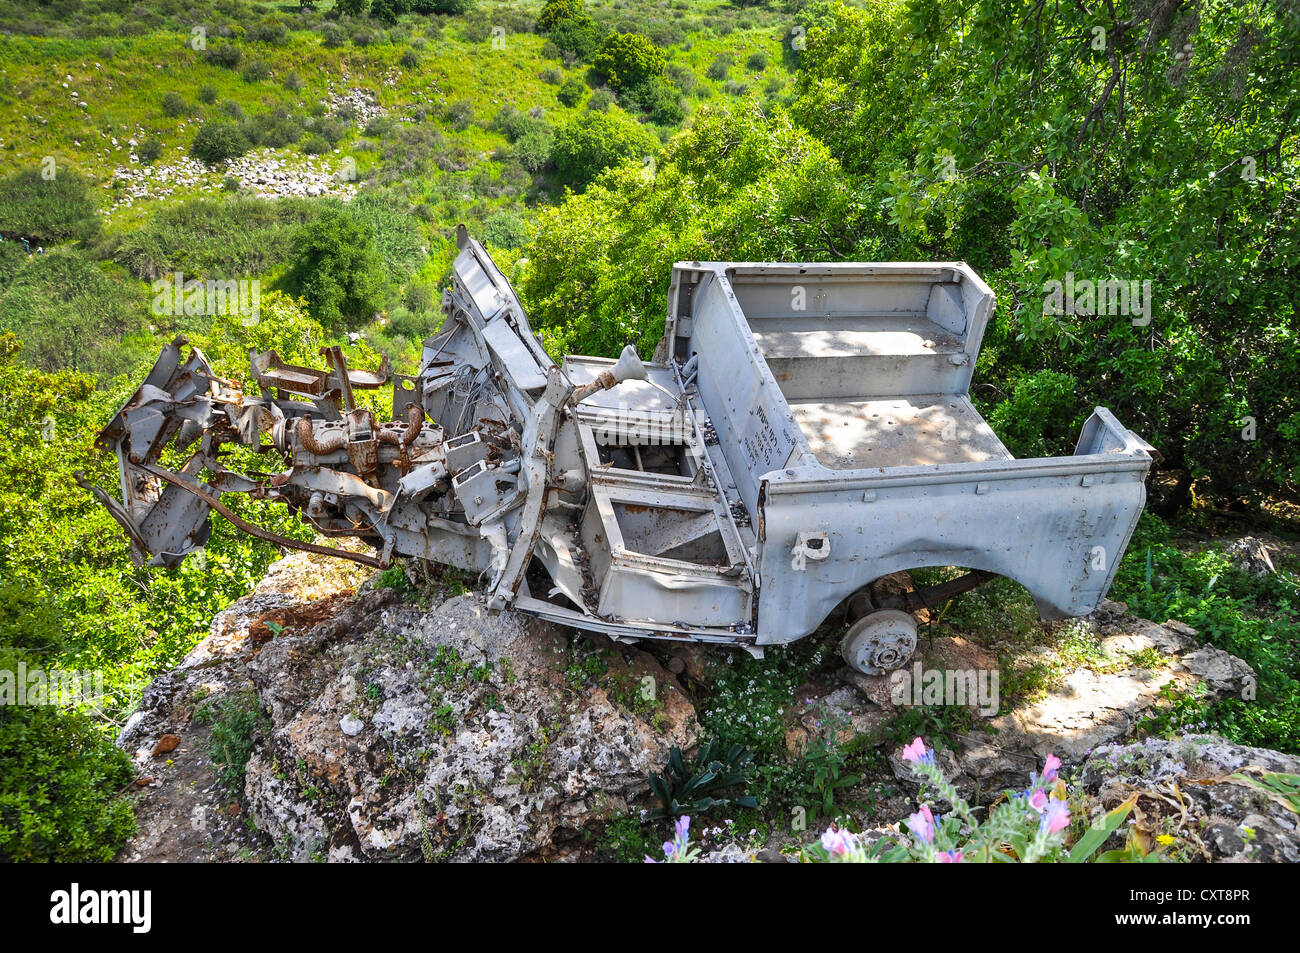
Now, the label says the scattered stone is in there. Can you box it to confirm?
[339,715,364,737]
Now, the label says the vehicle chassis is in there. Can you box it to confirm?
[81,227,1156,675]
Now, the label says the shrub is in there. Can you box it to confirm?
[300,133,330,155]
[0,703,136,862]
[279,205,389,331]
[986,369,1082,459]
[537,0,585,33]
[197,82,219,104]
[370,0,411,24]
[137,138,163,163]
[550,109,658,191]
[480,209,530,249]
[190,121,250,164]
[623,78,683,125]
[557,76,586,106]
[510,127,554,173]
[240,60,272,82]
[204,43,242,68]
[746,50,769,71]
[586,87,615,111]
[160,91,187,117]
[0,166,101,246]
[547,14,606,61]
[247,19,289,44]
[444,98,474,131]
[592,32,665,91]
[400,47,420,69]
[705,53,731,80]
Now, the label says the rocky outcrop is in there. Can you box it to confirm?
[1082,736,1300,862]
[834,599,1258,797]
[116,550,696,862]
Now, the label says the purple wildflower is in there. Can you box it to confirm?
[902,736,935,767]
[906,803,936,844]
[1042,799,1070,835]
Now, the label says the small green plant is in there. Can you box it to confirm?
[195,690,270,796]
[597,813,659,862]
[647,741,757,819]
[803,714,860,818]
[376,564,415,594]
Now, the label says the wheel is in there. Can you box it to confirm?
[840,609,918,676]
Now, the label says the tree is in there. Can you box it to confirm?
[279,207,389,331]
[785,0,1300,505]
[536,0,586,33]
[526,102,851,357]
[369,0,411,23]
[549,109,660,194]
[592,32,665,91]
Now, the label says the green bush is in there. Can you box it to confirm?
[160,91,187,117]
[557,76,586,106]
[137,138,163,163]
[623,78,683,125]
[204,42,242,68]
[592,32,665,91]
[550,109,658,192]
[705,53,732,80]
[191,121,251,164]
[0,703,136,862]
[546,12,606,61]
[279,205,389,331]
[370,0,410,24]
[481,209,530,250]
[985,369,1082,459]
[0,166,101,246]
[240,60,272,83]
[300,133,330,155]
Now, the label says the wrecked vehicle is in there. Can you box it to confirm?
[79,226,1156,675]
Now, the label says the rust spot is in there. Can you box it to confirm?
[248,589,356,646]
